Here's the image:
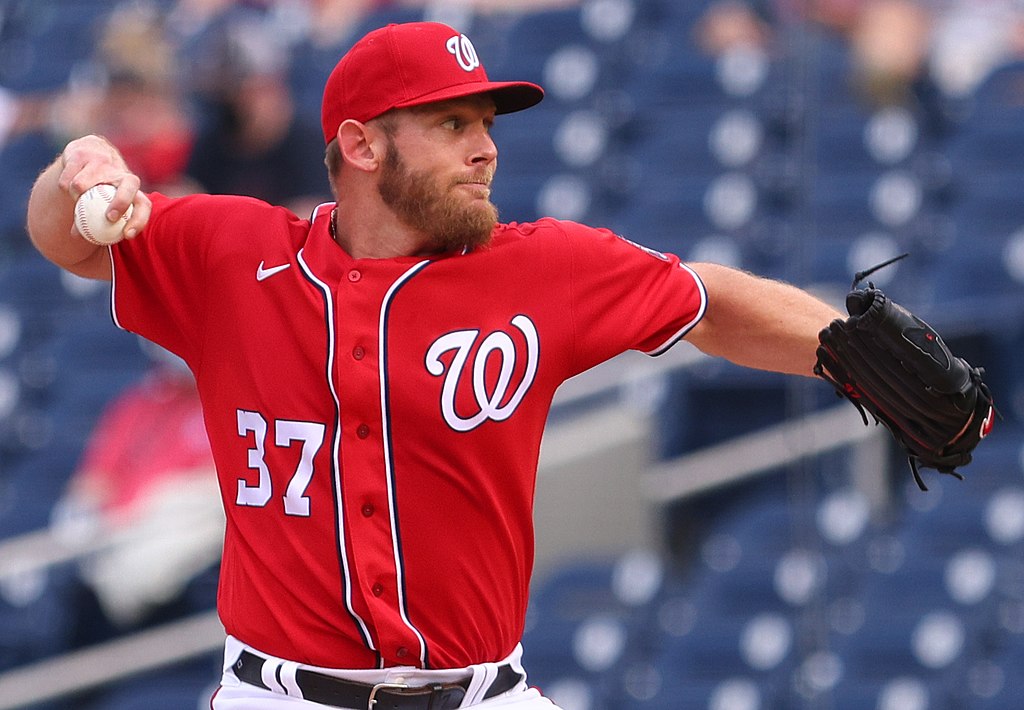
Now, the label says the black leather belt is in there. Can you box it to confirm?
[232,649,524,710]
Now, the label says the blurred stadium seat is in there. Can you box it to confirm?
[0,0,116,92]
[80,654,220,710]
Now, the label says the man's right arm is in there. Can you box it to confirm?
[26,134,152,281]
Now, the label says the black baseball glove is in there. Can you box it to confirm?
[814,268,996,491]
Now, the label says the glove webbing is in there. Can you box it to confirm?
[814,354,967,491]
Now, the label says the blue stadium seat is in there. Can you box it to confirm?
[632,105,755,178]
[797,29,855,105]
[524,559,651,707]
[49,319,149,380]
[0,563,80,672]
[937,61,1024,318]
[805,171,879,230]
[813,103,885,172]
[947,60,1024,168]
[619,671,778,710]
[0,254,68,312]
[629,42,720,110]
[499,8,593,83]
[829,675,945,710]
[493,106,569,178]
[664,611,797,680]
[967,643,1024,709]
[901,482,1009,557]
[832,600,974,685]
[0,0,116,92]
[0,442,81,537]
[83,654,221,710]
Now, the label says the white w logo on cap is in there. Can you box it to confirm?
[446,34,480,72]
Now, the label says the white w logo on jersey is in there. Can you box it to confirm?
[425,315,538,432]
[446,34,480,72]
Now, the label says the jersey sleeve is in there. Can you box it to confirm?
[560,220,707,373]
[109,193,229,364]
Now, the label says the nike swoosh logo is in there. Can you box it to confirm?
[256,261,291,281]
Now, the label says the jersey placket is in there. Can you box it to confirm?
[333,261,430,667]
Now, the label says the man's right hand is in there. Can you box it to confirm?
[58,134,151,240]
[27,134,151,280]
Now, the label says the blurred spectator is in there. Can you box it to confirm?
[183,38,329,212]
[50,343,223,630]
[694,0,774,56]
[846,0,932,107]
[295,0,394,49]
[172,3,331,214]
[282,0,393,132]
[169,0,587,214]
[811,0,1024,105]
[693,0,929,107]
[0,87,57,150]
[51,3,198,195]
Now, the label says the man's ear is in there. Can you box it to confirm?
[338,119,383,172]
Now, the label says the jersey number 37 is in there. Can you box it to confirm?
[235,409,326,517]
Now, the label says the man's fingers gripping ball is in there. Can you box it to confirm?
[74,184,133,246]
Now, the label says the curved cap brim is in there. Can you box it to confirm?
[392,79,545,115]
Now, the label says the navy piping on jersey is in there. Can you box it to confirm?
[645,263,709,357]
[108,248,124,331]
[378,259,434,668]
[297,248,379,658]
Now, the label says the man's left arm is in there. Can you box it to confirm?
[685,262,842,377]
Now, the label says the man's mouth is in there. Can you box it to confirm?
[456,179,492,196]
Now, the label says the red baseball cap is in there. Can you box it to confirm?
[321,22,544,144]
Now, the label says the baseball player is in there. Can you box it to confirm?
[27,21,842,710]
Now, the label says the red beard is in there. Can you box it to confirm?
[377,140,498,252]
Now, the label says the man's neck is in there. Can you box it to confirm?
[330,207,450,260]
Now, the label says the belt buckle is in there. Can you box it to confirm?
[367,681,411,710]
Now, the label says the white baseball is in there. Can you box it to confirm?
[74,184,133,246]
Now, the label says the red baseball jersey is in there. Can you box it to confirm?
[109,193,706,670]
